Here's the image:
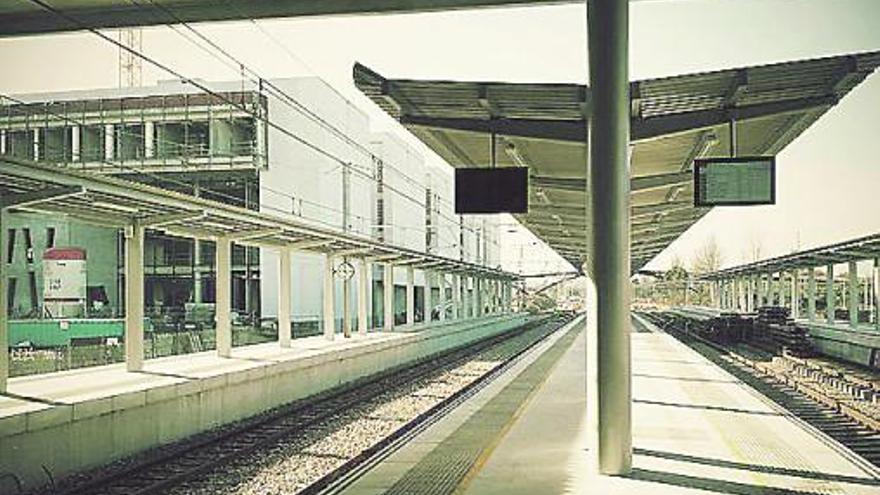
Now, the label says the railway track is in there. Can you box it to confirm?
[43,313,574,495]
[641,311,880,469]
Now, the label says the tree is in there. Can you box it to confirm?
[691,236,722,275]
[747,236,763,263]
[687,238,723,306]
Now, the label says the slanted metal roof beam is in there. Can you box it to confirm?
[632,200,691,217]
[288,239,334,250]
[1,185,85,208]
[333,247,374,257]
[633,95,838,142]
[142,210,206,228]
[630,171,691,192]
[532,171,693,193]
[226,227,284,242]
[401,95,838,144]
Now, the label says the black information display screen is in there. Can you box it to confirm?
[694,156,776,207]
[455,167,529,214]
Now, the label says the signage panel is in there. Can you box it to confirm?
[455,167,528,214]
[694,156,775,206]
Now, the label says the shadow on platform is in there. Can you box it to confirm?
[633,398,782,417]
[633,372,740,384]
[634,448,880,487]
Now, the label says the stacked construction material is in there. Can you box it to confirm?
[706,312,751,345]
[752,306,812,356]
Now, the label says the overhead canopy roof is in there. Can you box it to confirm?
[3,0,596,37]
[0,157,517,280]
[353,51,880,271]
[703,233,880,280]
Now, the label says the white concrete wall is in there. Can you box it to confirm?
[427,163,459,260]
[259,78,373,321]
[370,132,426,253]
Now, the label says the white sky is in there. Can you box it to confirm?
[1,0,879,275]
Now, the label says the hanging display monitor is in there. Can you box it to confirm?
[693,156,776,206]
[455,167,529,214]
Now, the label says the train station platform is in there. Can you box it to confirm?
[0,314,529,492]
[339,314,880,495]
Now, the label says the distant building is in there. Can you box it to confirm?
[0,77,501,323]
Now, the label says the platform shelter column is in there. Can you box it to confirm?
[757,274,765,307]
[452,274,462,319]
[486,279,493,314]
[463,276,471,318]
[406,266,415,326]
[733,277,745,311]
[746,276,755,312]
[0,208,7,391]
[474,277,482,317]
[848,261,859,329]
[790,269,800,319]
[438,273,447,321]
[278,246,292,347]
[826,264,835,323]
[874,258,880,331]
[215,236,232,358]
[323,254,336,340]
[807,267,817,322]
[586,0,631,475]
[383,263,394,331]
[357,259,369,334]
[424,270,433,324]
[123,220,146,371]
[343,264,352,338]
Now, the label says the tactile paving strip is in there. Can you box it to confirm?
[382,321,584,495]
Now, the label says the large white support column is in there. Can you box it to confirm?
[438,273,447,321]
[0,209,9,392]
[406,266,415,326]
[790,269,799,319]
[357,259,369,334]
[587,0,631,475]
[278,247,292,347]
[424,270,433,324]
[807,267,817,322]
[383,263,394,331]
[848,260,859,329]
[124,221,146,371]
[452,274,462,319]
[323,255,336,340]
[215,237,232,357]
[826,264,835,323]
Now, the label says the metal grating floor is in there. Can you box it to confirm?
[382,323,583,495]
